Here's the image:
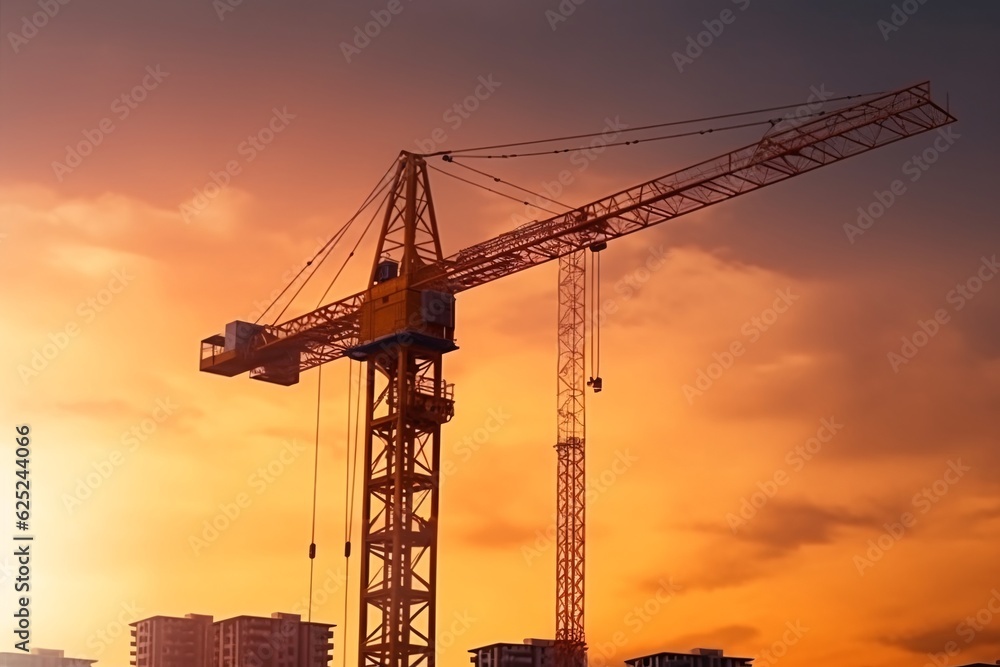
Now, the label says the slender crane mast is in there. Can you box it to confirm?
[198,82,955,667]
[554,250,587,667]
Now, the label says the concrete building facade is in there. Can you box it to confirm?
[130,614,215,667]
[468,639,554,667]
[625,648,753,667]
[0,648,95,667]
[129,612,333,667]
[216,612,333,667]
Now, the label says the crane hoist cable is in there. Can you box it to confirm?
[348,361,362,536]
[276,175,395,322]
[441,158,576,211]
[339,361,354,659]
[587,246,603,393]
[427,164,564,216]
[315,184,394,309]
[442,111,837,160]
[424,89,885,158]
[307,364,323,622]
[340,359,363,667]
[255,219,352,326]
[254,157,398,326]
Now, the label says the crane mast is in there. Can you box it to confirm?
[554,251,587,667]
[351,154,455,667]
[197,81,956,667]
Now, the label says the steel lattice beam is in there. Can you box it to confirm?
[358,350,448,667]
[200,82,955,384]
[554,251,587,667]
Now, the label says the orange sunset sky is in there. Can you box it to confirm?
[1,3,999,667]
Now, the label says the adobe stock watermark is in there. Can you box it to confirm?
[878,0,931,41]
[51,66,170,182]
[85,601,143,657]
[232,618,303,667]
[769,84,835,134]
[921,588,1000,667]
[414,75,502,155]
[6,0,73,54]
[189,439,308,556]
[0,556,16,586]
[287,566,347,618]
[62,398,179,514]
[179,106,295,224]
[213,0,246,21]
[682,288,799,404]
[440,407,511,483]
[587,245,668,328]
[844,126,960,244]
[436,610,477,652]
[521,448,638,565]
[545,0,588,31]
[672,0,752,73]
[508,116,629,228]
[853,459,970,575]
[17,268,135,385]
[340,0,413,63]
[244,236,328,323]
[753,621,809,667]
[887,255,998,372]
[589,577,682,667]
[725,417,844,533]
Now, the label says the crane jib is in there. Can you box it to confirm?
[199,81,955,382]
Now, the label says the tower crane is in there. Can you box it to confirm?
[198,82,955,667]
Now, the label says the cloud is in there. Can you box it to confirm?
[458,517,546,550]
[57,398,140,419]
[726,500,875,551]
[880,625,1000,657]
[684,500,875,591]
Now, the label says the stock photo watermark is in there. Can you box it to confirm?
[545,0,589,31]
[189,439,308,556]
[180,106,296,223]
[726,417,844,533]
[440,407,511,483]
[844,126,959,244]
[51,66,170,182]
[17,268,135,385]
[7,0,73,54]
[753,620,809,667]
[682,287,799,404]
[522,448,638,565]
[415,75,502,154]
[672,0,752,73]
[589,578,682,667]
[213,0,246,21]
[587,245,669,327]
[508,116,629,228]
[340,0,414,63]
[770,85,835,134]
[878,0,931,41]
[919,588,1000,667]
[887,255,998,372]
[85,601,144,656]
[853,459,969,575]
[244,236,328,323]
[62,398,179,514]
